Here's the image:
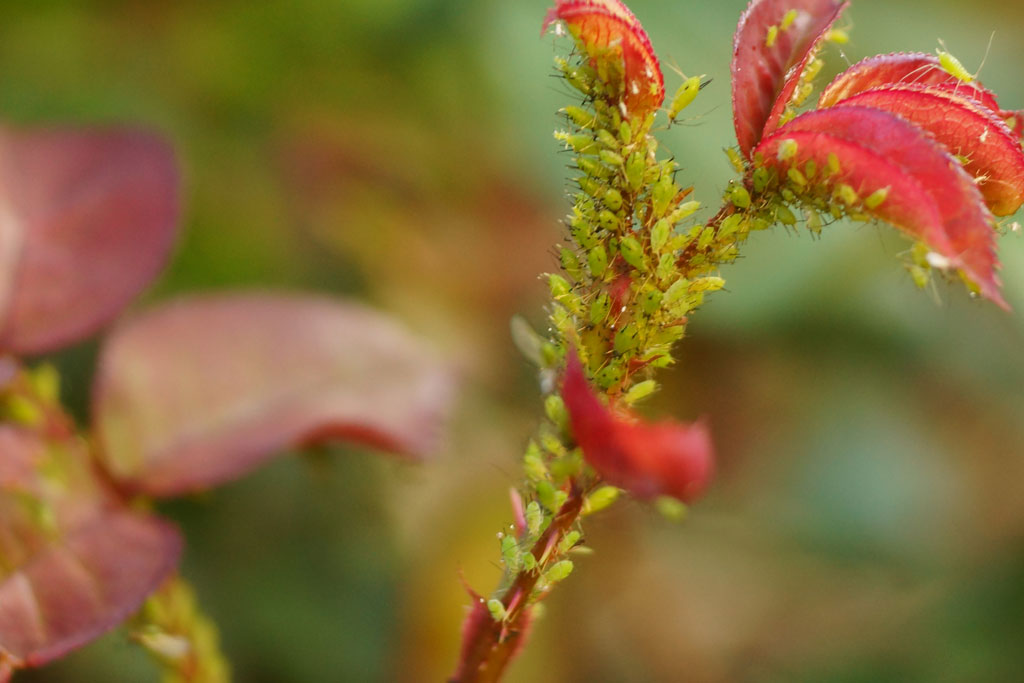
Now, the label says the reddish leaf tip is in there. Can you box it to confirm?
[561,352,714,503]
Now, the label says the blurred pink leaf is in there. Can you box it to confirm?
[731,0,848,157]
[92,292,456,497]
[0,427,182,672]
[0,127,180,355]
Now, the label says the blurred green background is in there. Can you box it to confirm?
[6,0,1024,680]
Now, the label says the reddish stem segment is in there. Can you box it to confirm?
[450,484,586,683]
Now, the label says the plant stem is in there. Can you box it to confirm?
[450,483,586,683]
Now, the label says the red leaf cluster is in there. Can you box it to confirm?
[543,0,664,119]
[731,0,1024,307]
[561,352,713,503]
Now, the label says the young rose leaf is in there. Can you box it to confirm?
[0,127,180,355]
[91,292,456,497]
[818,52,1024,135]
[767,107,1004,306]
[0,427,182,672]
[560,352,713,503]
[544,0,664,119]
[836,85,1024,216]
[731,0,848,157]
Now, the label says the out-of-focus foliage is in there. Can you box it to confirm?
[4,0,1024,681]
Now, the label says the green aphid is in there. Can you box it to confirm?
[619,235,646,271]
[562,105,595,128]
[544,560,574,584]
[725,147,745,173]
[669,76,702,121]
[570,217,597,250]
[641,288,663,315]
[595,362,624,389]
[730,185,751,209]
[598,209,620,232]
[717,214,744,240]
[623,380,657,405]
[589,291,612,325]
[777,138,799,161]
[780,9,799,30]
[597,129,619,149]
[526,500,545,535]
[938,50,973,82]
[599,149,624,167]
[487,598,508,622]
[604,188,624,212]
[560,247,584,280]
[587,244,608,277]
[613,322,640,355]
[865,186,889,209]
[787,167,807,187]
[765,24,779,48]
[689,276,725,294]
[651,219,671,252]
[775,204,797,225]
[548,273,571,300]
[626,153,645,191]
[544,394,569,431]
[583,486,621,515]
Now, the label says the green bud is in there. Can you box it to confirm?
[619,235,646,271]
[587,244,608,277]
